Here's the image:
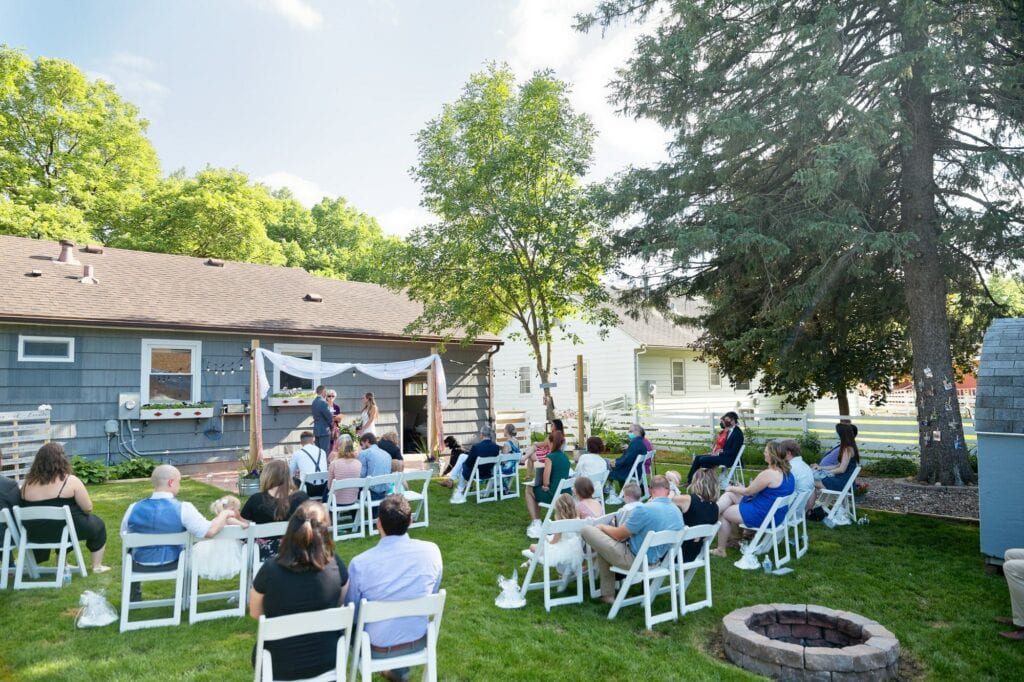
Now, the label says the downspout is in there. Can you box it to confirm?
[485,344,500,429]
[634,344,648,417]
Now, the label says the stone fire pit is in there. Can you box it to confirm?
[722,604,900,680]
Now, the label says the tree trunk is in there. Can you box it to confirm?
[835,387,850,417]
[899,18,974,485]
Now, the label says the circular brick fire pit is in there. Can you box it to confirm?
[722,604,900,680]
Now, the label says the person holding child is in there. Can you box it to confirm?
[191,495,247,579]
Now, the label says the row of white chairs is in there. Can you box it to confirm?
[326,470,431,541]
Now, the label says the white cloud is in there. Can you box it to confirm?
[87,52,170,113]
[257,171,335,206]
[377,206,435,238]
[254,0,324,30]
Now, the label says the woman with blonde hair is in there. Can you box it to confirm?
[357,392,378,437]
[527,493,583,576]
[672,467,721,561]
[241,459,308,561]
[327,440,363,505]
[711,441,794,557]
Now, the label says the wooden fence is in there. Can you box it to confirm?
[0,410,51,479]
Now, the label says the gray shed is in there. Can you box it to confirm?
[975,318,1024,564]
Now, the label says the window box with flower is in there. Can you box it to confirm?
[268,389,318,407]
[140,402,214,421]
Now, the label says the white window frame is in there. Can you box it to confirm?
[272,343,321,395]
[17,335,75,363]
[709,366,722,389]
[141,339,202,404]
[671,359,686,395]
[518,366,531,394]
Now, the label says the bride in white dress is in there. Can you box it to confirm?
[357,392,379,437]
[191,495,247,580]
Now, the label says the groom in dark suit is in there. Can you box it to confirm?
[687,411,744,483]
[311,385,334,454]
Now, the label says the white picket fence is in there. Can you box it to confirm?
[0,410,51,479]
[591,408,975,459]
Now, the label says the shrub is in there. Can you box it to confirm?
[110,457,156,480]
[597,429,625,454]
[864,456,919,478]
[530,431,547,443]
[72,455,109,484]
[798,431,823,464]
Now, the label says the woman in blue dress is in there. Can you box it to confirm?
[712,441,794,557]
[810,422,861,507]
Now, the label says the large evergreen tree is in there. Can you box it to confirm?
[581,1,1023,484]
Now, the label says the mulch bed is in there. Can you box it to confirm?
[855,477,978,521]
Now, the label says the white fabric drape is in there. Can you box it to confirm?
[254,348,448,406]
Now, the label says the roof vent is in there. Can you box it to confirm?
[304,293,323,303]
[205,258,225,267]
[53,240,80,265]
[26,270,42,277]
[80,264,98,285]
[82,245,104,254]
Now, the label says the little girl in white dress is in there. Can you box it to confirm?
[191,495,246,580]
[528,494,584,576]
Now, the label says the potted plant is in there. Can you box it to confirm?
[268,389,318,407]
[140,401,214,420]
[238,447,262,496]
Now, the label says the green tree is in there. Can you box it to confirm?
[397,64,615,421]
[265,189,313,268]
[581,1,1024,484]
[110,168,286,265]
[307,197,400,285]
[0,46,159,242]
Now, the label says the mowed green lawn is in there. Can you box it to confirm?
[0,477,1021,681]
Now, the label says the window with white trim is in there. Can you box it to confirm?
[141,339,202,403]
[671,360,686,394]
[518,366,531,394]
[18,335,74,363]
[709,366,722,388]
[273,344,321,394]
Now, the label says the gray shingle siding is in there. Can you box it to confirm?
[976,318,1024,434]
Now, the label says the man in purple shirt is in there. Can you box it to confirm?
[346,494,443,681]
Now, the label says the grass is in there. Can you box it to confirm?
[0,477,1021,681]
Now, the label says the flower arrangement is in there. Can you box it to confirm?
[270,388,317,399]
[238,447,263,479]
[854,481,870,497]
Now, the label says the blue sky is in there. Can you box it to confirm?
[1,0,668,236]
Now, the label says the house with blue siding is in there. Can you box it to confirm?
[0,236,499,468]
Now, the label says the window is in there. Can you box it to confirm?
[671,360,686,394]
[404,378,428,396]
[734,379,751,391]
[518,366,531,394]
[18,335,74,362]
[709,366,722,388]
[141,339,201,403]
[273,344,321,394]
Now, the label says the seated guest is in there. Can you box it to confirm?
[240,460,308,561]
[250,501,349,681]
[346,495,443,682]
[521,419,563,479]
[581,475,683,603]
[499,424,522,490]
[123,464,243,598]
[672,468,720,562]
[575,436,610,480]
[613,483,643,527]
[439,436,467,479]
[573,476,602,519]
[779,439,815,511]
[811,422,861,508]
[358,434,393,502]
[329,433,353,464]
[289,431,329,500]
[712,442,794,557]
[0,449,20,514]
[687,411,744,484]
[327,440,363,506]
[444,425,499,501]
[665,470,682,495]
[527,494,584,575]
[20,443,109,572]
[378,432,405,473]
[525,430,571,539]
[607,424,647,499]
[818,423,858,468]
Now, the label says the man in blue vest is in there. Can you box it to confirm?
[121,464,241,600]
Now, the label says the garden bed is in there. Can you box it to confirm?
[856,476,979,521]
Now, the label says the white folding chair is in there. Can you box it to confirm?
[350,590,446,682]
[519,518,588,611]
[719,445,747,490]
[496,453,522,500]
[736,493,795,570]
[621,453,651,502]
[399,470,431,530]
[583,469,610,511]
[817,465,863,526]
[1,507,39,588]
[119,531,190,632]
[364,473,404,536]
[538,477,576,525]
[299,470,330,500]
[786,489,813,559]
[254,605,354,682]
[249,521,290,593]
[607,528,685,630]
[188,525,250,623]
[12,505,87,589]
[678,522,719,615]
[464,456,500,504]
[328,478,368,541]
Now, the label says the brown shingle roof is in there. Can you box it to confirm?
[0,236,498,344]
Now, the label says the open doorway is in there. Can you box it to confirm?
[401,372,430,454]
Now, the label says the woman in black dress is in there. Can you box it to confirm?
[249,501,349,680]
[241,459,308,561]
[672,467,721,562]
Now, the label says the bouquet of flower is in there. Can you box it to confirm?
[238,447,262,479]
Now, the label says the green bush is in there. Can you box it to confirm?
[72,455,109,484]
[530,431,547,443]
[864,456,919,478]
[798,431,823,464]
[597,429,625,454]
[110,457,156,480]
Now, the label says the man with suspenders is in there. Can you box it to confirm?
[289,431,328,500]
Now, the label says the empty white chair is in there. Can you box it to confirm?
[817,465,863,527]
[12,505,87,589]
[786,489,813,558]
[538,477,576,525]
[678,522,719,615]
[327,478,368,541]
[607,528,685,630]
[364,473,404,536]
[349,590,446,682]
[496,453,522,501]
[719,445,747,490]
[399,470,431,530]
[519,518,588,611]
[119,530,190,632]
[620,452,651,502]
[0,507,39,589]
[188,525,250,623]
[464,456,500,504]
[736,493,795,570]
[254,604,355,682]
[249,521,290,592]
